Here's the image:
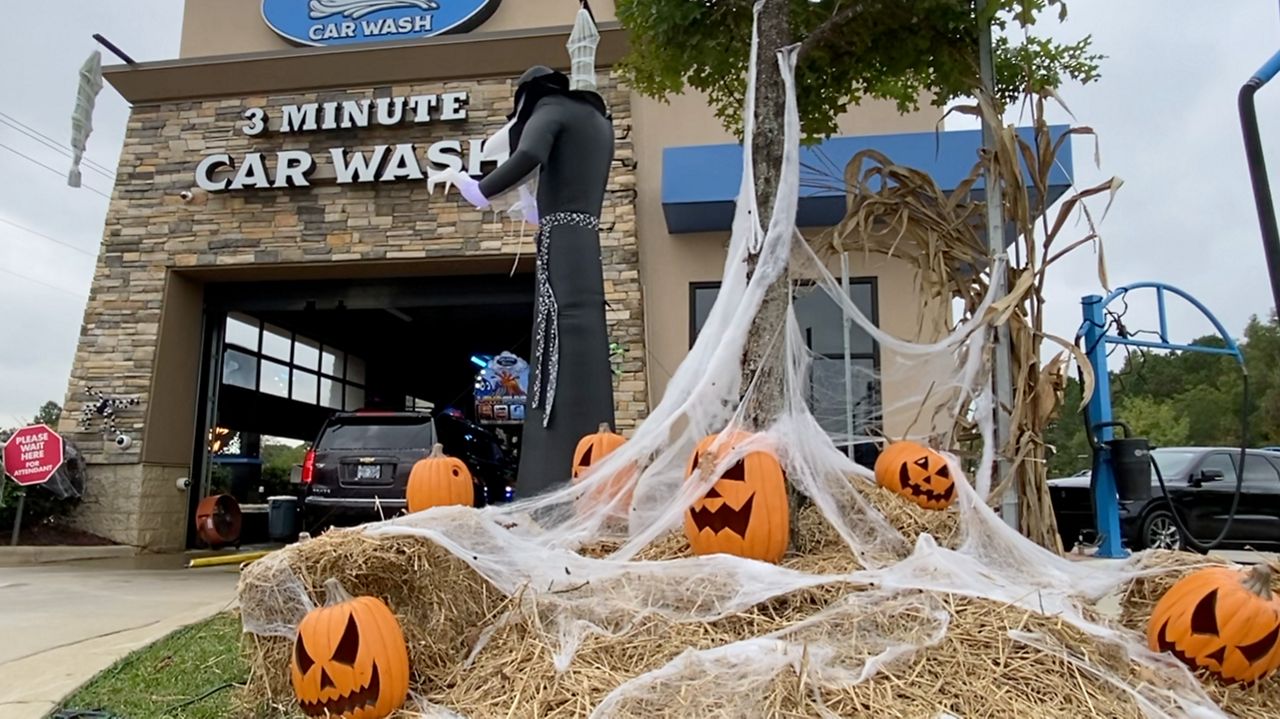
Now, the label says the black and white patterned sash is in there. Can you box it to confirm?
[530,211,600,427]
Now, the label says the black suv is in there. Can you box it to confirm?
[1048,447,1280,552]
[300,411,514,531]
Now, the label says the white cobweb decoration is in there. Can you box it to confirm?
[241,7,1240,718]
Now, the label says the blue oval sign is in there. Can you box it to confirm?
[262,0,502,47]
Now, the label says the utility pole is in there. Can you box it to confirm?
[977,0,1018,530]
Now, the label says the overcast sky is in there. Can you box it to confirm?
[1,2,1278,425]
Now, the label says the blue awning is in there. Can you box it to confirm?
[661,125,1074,234]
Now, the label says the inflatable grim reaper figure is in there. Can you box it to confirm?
[452,10,615,496]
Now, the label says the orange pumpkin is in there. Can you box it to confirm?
[291,579,410,719]
[571,423,632,516]
[406,444,473,512]
[874,441,955,511]
[1148,564,1280,684]
[683,431,789,563]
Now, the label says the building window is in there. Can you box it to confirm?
[406,396,434,412]
[222,313,367,411]
[689,280,881,440]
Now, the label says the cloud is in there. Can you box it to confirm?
[948,1,1280,364]
[0,1,182,423]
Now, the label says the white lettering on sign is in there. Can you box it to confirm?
[281,104,319,133]
[4,428,61,483]
[243,108,267,136]
[194,91,505,194]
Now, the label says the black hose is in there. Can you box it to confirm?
[1073,341,1104,548]
[1149,373,1251,552]
[1239,79,1280,315]
[1074,338,1252,552]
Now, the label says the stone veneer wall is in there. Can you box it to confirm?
[59,73,643,550]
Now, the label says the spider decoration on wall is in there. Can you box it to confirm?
[78,386,140,440]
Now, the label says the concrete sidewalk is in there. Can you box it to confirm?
[0,554,240,719]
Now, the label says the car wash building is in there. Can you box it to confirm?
[59,0,1074,549]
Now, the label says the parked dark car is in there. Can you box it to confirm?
[300,410,515,532]
[1049,448,1280,552]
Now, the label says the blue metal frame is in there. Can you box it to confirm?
[1077,282,1244,558]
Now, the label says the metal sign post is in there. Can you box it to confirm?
[977,0,1018,529]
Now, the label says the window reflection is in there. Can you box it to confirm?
[294,338,320,371]
[225,313,260,351]
[262,324,292,362]
[222,350,257,390]
[260,359,290,398]
[220,313,368,412]
[292,369,318,403]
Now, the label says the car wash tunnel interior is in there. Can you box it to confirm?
[196,271,534,516]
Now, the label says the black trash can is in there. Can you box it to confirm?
[268,496,299,543]
[1108,437,1152,502]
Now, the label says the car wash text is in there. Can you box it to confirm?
[194,91,503,193]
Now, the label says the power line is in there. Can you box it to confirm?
[0,142,112,200]
[0,111,114,176]
[0,267,87,300]
[0,119,116,182]
[0,217,96,257]
[0,116,115,180]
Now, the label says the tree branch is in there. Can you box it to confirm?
[797,2,868,61]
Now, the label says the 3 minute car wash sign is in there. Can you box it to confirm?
[262,0,503,46]
[195,91,505,193]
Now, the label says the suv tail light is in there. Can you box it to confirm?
[301,449,316,485]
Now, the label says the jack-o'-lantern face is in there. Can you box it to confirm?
[571,423,633,518]
[291,580,410,719]
[875,441,955,511]
[1148,565,1280,684]
[682,432,789,563]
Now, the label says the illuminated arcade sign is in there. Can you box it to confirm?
[262,0,503,46]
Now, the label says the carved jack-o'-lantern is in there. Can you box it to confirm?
[291,579,410,719]
[874,441,955,511]
[406,444,474,513]
[1147,564,1280,684]
[682,431,789,563]
[571,423,632,517]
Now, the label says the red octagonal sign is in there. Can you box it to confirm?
[2,424,64,486]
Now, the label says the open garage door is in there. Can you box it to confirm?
[188,272,533,545]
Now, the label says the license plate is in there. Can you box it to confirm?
[356,465,382,480]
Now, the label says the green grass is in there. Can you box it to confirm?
[57,612,248,719]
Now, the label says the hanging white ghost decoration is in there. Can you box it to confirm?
[68,50,104,189]
[567,6,600,92]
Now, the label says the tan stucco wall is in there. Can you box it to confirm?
[628,86,944,437]
[181,0,619,57]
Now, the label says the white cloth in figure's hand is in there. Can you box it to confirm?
[518,184,539,226]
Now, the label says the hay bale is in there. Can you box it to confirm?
[238,528,507,714]
[433,583,855,717]
[426,591,1176,718]
[578,485,957,574]
[849,478,961,550]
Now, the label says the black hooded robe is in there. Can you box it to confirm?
[478,69,616,497]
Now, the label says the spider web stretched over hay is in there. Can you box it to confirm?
[240,9,1252,718]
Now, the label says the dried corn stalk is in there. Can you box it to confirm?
[828,90,1117,552]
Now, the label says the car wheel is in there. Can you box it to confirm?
[1141,508,1186,551]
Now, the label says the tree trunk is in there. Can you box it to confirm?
[741,0,792,431]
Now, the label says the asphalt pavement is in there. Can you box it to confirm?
[0,555,239,719]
